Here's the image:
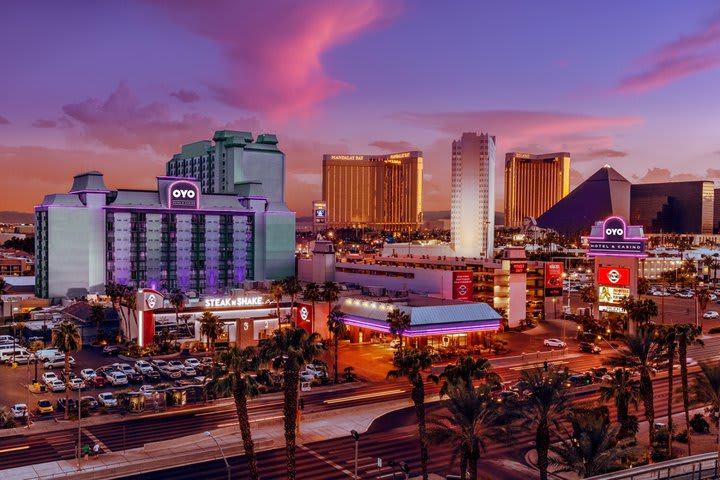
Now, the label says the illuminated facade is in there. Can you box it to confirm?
[451,132,495,259]
[504,152,571,228]
[321,151,423,231]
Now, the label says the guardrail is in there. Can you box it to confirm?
[587,452,719,480]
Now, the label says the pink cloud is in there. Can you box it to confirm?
[633,167,720,184]
[616,16,720,93]
[170,89,200,103]
[32,117,73,129]
[149,0,402,118]
[584,148,627,159]
[62,82,260,155]
[368,140,415,152]
[0,115,9,125]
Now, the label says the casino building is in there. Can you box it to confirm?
[35,171,295,299]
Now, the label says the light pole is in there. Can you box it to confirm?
[350,430,360,480]
[77,381,82,469]
[204,431,231,480]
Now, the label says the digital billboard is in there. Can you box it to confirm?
[598,267,630,287]
[544,262,564,297]
[452,271,474,301]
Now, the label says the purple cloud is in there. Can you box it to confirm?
[0,115,9,125]
[368,140,414,152]
[170,89,200,103]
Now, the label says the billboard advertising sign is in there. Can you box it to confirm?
[168,181,199,209]
[510,262,528,274]
[598,267,630,287]
[452,271,474,301]
[588,217,646,257]
[598,286,630,305]
[544,262,564,297]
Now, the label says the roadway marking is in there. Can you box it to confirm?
[509,361,570,371]
[218,415,284,428]
[323,389,405,405]
[299,444,355,478]
[82,428,111,453]
[0,445,30,454]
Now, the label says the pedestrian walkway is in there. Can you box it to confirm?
[1,396,421,480]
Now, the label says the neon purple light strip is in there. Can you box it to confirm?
[342,315,500,336]
[102,206,254,214]
[586,216,647,241]
[587,252,648,258]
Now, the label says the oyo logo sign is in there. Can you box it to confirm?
[603,217,626,240]
[146,294,157,309]
[607,269,621,284]
[299,306,310,321]
[169,181,199,209]
[605,228,624,236]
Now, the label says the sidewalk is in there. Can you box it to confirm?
[1,395,421,480]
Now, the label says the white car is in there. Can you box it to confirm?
[48,379,66,392]
[44,356,75,369]
[42,372,59,385]
[112,363,135,375]
[68,378,85,390]
[544,338,567,348]
[106,371,128,386]
[304,364,326,378]
[704,311,719,319]
[184,358,201,369]
[138,385,157,396]
[80,368,97,381]
[180,366,196,377]
[134,360,154,375]
[652,291,670,297]
[36,348,60,361]
[97,392,117,407]
[299,370,316,382]
[11,404,28,419]
[13,353,35,365]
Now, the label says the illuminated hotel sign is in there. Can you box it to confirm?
[388,152,411,159]
[587,217,646,257]
[168,181,199,209]
[329,155,365,161]
[204,296,266,308]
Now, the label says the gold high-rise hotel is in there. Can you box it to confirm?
[504,152,571,228]
[322,151,423,231]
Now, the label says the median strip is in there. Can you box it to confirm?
[0,445,29,454]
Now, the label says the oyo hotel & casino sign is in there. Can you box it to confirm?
[587,217,647,257]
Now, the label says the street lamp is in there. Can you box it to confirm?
[350,430,360,480]
[204,431,231,480]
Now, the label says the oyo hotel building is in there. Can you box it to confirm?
[322,151,423,231]
[504,152,571,228]
[35,171,295,299]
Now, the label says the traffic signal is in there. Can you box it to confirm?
[299,398,305,410]
[543,361,548,372]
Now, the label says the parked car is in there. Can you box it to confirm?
[81,396,98,409]
[13,353,36,365]
[168,360,185,371]
[150,359,168,370]
[48,379,66,392]
[11,404,28,419]
[134,360,154,375]
[106,371,128,386]
[126,372,144,384]
[68,378,85,390]
[57,398,77,410]
[36,399,54,415]
[90,375,107,387]
[703,311,719,319]
[543,338,567,348]
[60,370,79,382]
[143,370,161,381]
[80,369,97,381]
[304,364,326,378]
[510,380,531,396]
[184,358,201,369]
[180,366,197,377]
[160,366,182,379]
[652,291,671,297]
[42,372,59,385]
[138,385,157,396]
[299,370,316,382]
[579,341,602,354]
[44,356,75,369]
[102,345,123,356]
[97,392,117,407]
[494,390,519,403]
[36,348,60,361]
[112,363,136,375]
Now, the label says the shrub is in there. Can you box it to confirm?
[674,430,689,443]
[690,413,710,433]
[342,366,358,383]
[708,327,720,335]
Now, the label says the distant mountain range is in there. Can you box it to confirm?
[0,212,35,224]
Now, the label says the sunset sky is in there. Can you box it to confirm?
[1,0,720,215]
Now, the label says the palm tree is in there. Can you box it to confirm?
[326,310,347,384]
[517,366,571,480]
[427,384,508,480]
[89,303,105,343]
[551,407,635,478]
[607,332,665,452]
[321,281,341,312]
[387,348,438,480]
[580,286,598,317]
[302,283,322,332]
[206,347,261,480]
[676,324,703,455]
[691,362,720,447]
[386,308,411,354]
[658,326,677,456]
[261,328,323,480]
[697,287,711,318]
[168,289,186,333]
[105,281,128,339]
[52,322,81,419]
[199,311,224,377]
[122,285,138,338]
[270,280,285,323]
[439,356,499,398]
[283,276,303,327]
[619,296,658,333]
[598,368,640,439]
[637,277,650,298]
[0,278,7,318]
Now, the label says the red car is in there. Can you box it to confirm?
[90,376,107,387]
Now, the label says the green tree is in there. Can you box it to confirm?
[697,287,711,316]
[439,356,499,399]
[637,277,650,297]
[387,348,438,480]
[386,308,411,354]
[270,280,285,323]
[206,347,261,480]
[607,333,665,452]
[690,362,720,449]
[302,282,322,332]
[580,286,598,317]
[52,322,81,419]
[427,384,508,480]
[168,289,187,333]
[89,303,105,343]
[675,324,704,455]
[199,312,224,377]
[261,328,323,480]
[517,366,571,480]
[658,326,677,456]
[598,368,640,439]
[619,296,658,333]
[326,310,347,384]
[321,281,341,312]
[283,276,303,327]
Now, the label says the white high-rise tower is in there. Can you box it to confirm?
[451,132,495,259]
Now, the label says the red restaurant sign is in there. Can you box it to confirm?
[544,262,564,297]
[598,267,630,287]
[452,271,474,301]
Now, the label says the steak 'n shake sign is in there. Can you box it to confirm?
[168,181,199,209]
[587,217,647,257]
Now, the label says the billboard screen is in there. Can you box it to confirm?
[452,271,474,301]
[598,267,630,287]
[510,262,528,274]
[544,262,564,297]
[598,286,630,305]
